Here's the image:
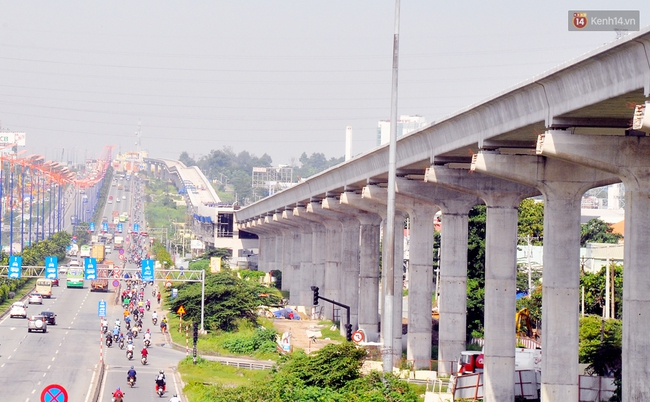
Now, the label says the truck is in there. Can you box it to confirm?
[79,245,92,258]
[91,244,105,263]
[114,236,124,250]
[90,265,109,292]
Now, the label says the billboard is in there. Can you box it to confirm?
[0,132,26,146]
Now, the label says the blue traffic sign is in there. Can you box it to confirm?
[84,258,97,280]
[41,383,68,402]
[89,222,95,232]
[133,223,140,232]
[117,223,123,233]
[98,300,107,317]
[141,259,155,282]
[45,256,58,280]
[9,256,22,279]
[102,222,109,232]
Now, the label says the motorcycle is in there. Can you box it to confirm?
[132,328,139,338]
[102,325,108,334]
[152,317,158,326]
[128,375,136,387]
[141,354,147,365]
[126,350,133,360]
[106,335,113,347]
[156,384,165,397]
[144,339,151,348]
[119,339,125,349]
[145,304,151,311]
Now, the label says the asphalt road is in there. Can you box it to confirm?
[0,279,108,401]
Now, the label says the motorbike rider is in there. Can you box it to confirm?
[126,340,135,358]
[127,365,137,383]
[146,299,151,310]
[160,317,168,332]
[113,325,120,338]
[155,370,166,392]
[112,387,125,402]
[101,318,108,331]
[151,311,158,322]
[141,346,148,361]
[169,394,181,402]
[106,332,113,345]
[115,318,121,328]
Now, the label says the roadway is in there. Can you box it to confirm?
[0,172,185,401]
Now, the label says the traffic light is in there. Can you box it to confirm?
[345,324,353,342]
[193,322,199,344]
[311,286,319,305]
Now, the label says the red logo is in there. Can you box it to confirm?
[573,12,587,29]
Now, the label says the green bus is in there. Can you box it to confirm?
[66,267,85,288]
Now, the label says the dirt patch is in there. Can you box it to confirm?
[272,318,339,354]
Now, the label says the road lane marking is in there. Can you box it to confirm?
[51,357,55,361]
[31,389,35,394]
[47,365,51,369]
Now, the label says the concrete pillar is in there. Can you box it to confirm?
[293,206,327,307]
[271,212,304,305]
[425,167,539,401]
[323,197,382,341]
[472,151,616,401]
[341,191,406,365]
[297,205,337,320]
[264,214,284,275]
[392,178,482,376]
[537,130,650,401]
[363,184,440,369]
[308,200,360,329]
[250,218,272,272]
[281,207,317,308]
[263,214,297,296]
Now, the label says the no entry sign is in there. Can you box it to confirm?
[41,384,68,402]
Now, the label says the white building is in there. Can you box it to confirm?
[377,115,427,146]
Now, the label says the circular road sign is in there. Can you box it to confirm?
[352,330,364,344]
[119,254,125,261]
[119,249,124,255]
[113,280,120,287]
[41,384,68,402]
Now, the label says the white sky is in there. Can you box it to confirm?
[1,1,649,166]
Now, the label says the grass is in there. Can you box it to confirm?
[167,313,281,361]
[0,279,36,312]
[317,320,346,342]
[178,356,271,387]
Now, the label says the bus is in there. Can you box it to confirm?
[66,268,85,288]
[35,278,53,298]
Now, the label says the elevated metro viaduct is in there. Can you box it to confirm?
[235,28,650,402]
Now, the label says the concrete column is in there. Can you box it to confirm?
[363,184,440,369]
[425,168,539,401]
[537,130,650,400]
[297,205,338,320]
[323,197,382,341]
[271,212,303,305]
[264,214,284,275]
[264,215,298,296]
[472,152,616,401]
[294,206,327,306]
[341,191,406,365]
[392,178,482,376]
[250,218,272,272]
[281,207,316,308]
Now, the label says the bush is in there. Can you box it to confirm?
[222,327,279,355]
[8,291,15,299]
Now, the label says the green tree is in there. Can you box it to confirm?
[169,271,282,332]
[580,218,622,246]
[518,198,544,245]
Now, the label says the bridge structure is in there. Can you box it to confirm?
[233,27,650,401]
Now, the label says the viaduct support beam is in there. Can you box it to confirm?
[393,178,482,376]
[342,191,406,364]
[293,206,327,310]
[281,207,317,308]
[363,184,439,369]
[307,200,360,329]
[271,212,304,305]
[472,152,616,402]
[537,130,650,401]
[248,218,275,273]
[264,214,283,275]
[425,167,539,402]
[323,196,382,341]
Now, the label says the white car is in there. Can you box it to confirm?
[10,302,28,318]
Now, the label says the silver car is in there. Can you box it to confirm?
[28,293,43,304]
[27,315,48,333]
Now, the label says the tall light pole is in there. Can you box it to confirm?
[383,0,401,372]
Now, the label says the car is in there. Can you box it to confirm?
[116,198,121,203]
[40,311,57,325]
[51,278,60,286]
[27,315,48,333]
[28,293,43,304]
[10,302,27,318]
[122,195,126,200]
[59,266,68,274]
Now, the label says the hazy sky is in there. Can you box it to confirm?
[1,1,649,166]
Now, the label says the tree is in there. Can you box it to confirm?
[466,205,486,339]
[179,151,196,167]
[581,218,622,246]
[518,198,544,245]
